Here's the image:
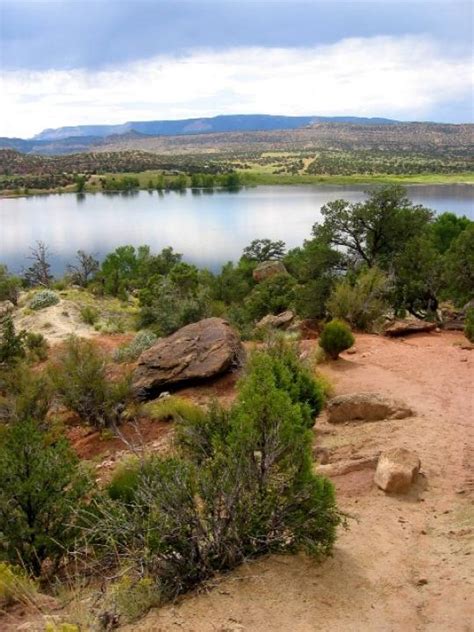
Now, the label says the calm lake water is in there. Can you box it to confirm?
[1,184,473,274]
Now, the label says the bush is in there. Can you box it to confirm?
[319,319,354,359]
[0,562,38,609]
[29,290,60,310]
[0,362,52,423]
[244,273,296,321]
[464,308,474,343]
[100,574,161,624]
[25,331,49,361]
[79,305,99,325]
[143,395,203,423]
[139,278,210,335]
[49,336,131,428]
[327,267,389,331]
[0,316,26,365]
[0,265,21,305]
[113,330,157,362]
[265,336,325,428]
[80,348,341,601]
[0,419,91,576]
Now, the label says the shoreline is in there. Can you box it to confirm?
[1,171,473,198]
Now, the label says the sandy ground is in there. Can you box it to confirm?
[124,331,473,632]
[13,299,99,342]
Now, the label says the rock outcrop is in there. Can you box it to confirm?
[256,310,295,330]
[327,392,413,423]
[374,448,421,493]
[132,317,244,399]
[384,317,437,337]
[252,260,287,283]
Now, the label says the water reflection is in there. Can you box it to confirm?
[1,184,472,274]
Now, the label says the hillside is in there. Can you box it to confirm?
[93,122,474,157]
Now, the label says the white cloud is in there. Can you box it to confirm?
[1,35,471,137]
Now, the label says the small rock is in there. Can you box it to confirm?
[256,310,295,330]
[416,578,428,586]
[327,392,413,424]
[384,318,436,337]
[346,348,357,355]
[374,447,421,493]
[313,446,330,464]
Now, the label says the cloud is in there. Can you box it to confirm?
[1,35,472,137]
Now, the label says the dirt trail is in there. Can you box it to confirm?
[128,331,473,632]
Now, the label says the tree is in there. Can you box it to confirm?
[443,224,474,305]
[242,239,286,262]
[393,233,442,316]
[244,273,297,321]
[101,245,139,296]
[430,212,471,254]
[0,265,21,305]
[0,419,90,576]
[0,316,26,365]
[74,174,87,193]
[23,241,53,287]
[67,249,99,287]
[139,276,210,334]
[314,186,432,269]
[286,241,344,319]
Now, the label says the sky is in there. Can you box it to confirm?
[0,0,472,138]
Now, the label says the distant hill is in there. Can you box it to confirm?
[33,114,400,141]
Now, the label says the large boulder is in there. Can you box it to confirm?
[252,260,287,283]
[327,392,413,424]
[374,448,421,493]
[384,317,436,337]
[132,318,244,399]
[256,310,295,330]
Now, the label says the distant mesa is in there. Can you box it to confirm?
[31,114,401,142]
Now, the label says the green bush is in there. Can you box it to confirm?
[79,305,99,325]
[244,273,296,321]
[0,419,91,576]
[319,319,355,359]
[29,290,60,310]
[25,331,49,361]
[265,336,325,428]
[0,362,52,423]
[0,265,21,305]
[464,308,474,343]
[139,277,210,335]
[113,330,157,363]
[80,348,341,601]
[49,336,131,429]
[327,267,390,331]
[0,317,26,365]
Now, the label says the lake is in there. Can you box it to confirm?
[1,184,473,274]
